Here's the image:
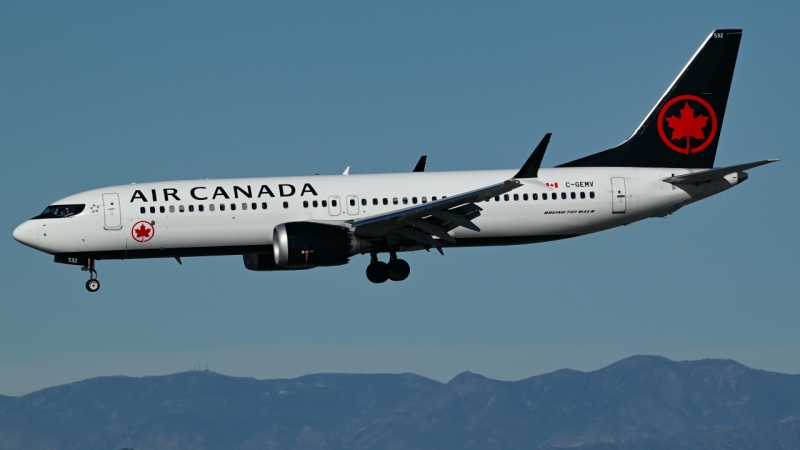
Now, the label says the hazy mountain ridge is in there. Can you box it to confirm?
[1,356,799,450]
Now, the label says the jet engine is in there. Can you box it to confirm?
[272,222,366,269]
[243,253,282,271]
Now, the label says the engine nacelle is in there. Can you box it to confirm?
[273,222,365,269]
[243,253,280,271]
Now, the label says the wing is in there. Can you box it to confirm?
[350,180,523,248]
[413,156,427,172]
[348,133,553,249]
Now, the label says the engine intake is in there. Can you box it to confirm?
[273,222,359,269]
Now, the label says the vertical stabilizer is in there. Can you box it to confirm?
[560,29,742,169]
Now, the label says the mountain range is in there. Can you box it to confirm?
[1,355,800,449]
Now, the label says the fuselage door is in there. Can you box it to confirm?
[346,195,359,215]
[102,193,123,229]
[328,196,341,216]
[611,177,626,213]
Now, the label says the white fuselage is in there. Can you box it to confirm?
[13,166,741,261]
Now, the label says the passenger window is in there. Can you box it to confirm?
[199,205,204,212]
[570,192,576,199]
[220,204,225,211]
[590,191,595,199]
[140,207,146,214]
[432,196,437,201]
[262,202,268,209]
[179,205,185,212]
[504,194,509,201]
[402,197,408,204]
[412,197,418,204]
[383,198,388,205]
[523,194,528,201]
[251,203,257,210]
[322,200,327,207]
[230,203,236,211]
[542,194,547,200]
[422,197,427,203]
[580,192,586,199]
[283,201,289,209]
[303,201,309,208]
[495,196,500,202]
[513,194,519,201]
[209,204,215,212]
[349,199,355,207]
[312,200,318,208]
[169,205,175,213]
[393,198,398,205]
[189,205,194,212]
[241,203,247,210]
[533,193,538,200]
[561,192,566,200]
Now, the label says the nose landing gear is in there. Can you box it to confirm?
[366,252,410,284]
[81,260,100,292]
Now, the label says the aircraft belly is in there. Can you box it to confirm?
[454,204,610,239]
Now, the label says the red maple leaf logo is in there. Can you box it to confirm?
[665,102,709,154]
[134,224,151,238]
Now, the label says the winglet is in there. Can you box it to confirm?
[343,166,350,176]
[514,133,551,179]
[413,156,427,172]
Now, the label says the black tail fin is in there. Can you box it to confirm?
[560,29,742,169]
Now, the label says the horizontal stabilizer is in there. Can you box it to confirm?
[662,159,778,185]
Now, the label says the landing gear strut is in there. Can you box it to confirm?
[81,259,100,292]
[366,252,410,284]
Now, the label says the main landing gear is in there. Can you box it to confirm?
[81,260,100,293]
[366,252,410,284]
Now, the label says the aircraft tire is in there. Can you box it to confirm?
[366,262,389,284]
[85,279,100,292]
[387,259,410,281]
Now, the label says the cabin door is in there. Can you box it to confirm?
[102,193,123,229]
[611,178,626,213]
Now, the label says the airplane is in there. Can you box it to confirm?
[13,29,777,292]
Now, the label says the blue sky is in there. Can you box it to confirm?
[1,1,798,396]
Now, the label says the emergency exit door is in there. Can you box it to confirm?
[102,193,122,229]
[346,195,359,215]
[328,196,341,216]
[611,177,626,213]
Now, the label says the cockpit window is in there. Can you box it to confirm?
[32,204,85,219]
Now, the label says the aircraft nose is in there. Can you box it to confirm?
[13,220,38,249]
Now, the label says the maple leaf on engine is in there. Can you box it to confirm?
[135,224,151,238]
[665,102,708,141]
